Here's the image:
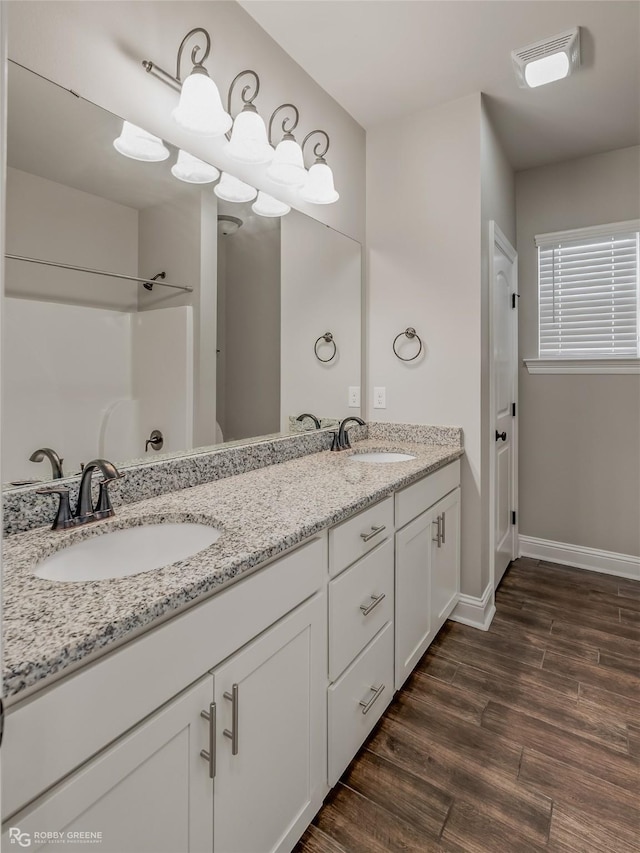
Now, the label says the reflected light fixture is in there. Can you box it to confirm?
[214,172,258,204]
[218,215,243,237]
[171,150,220,183]
[512,28,580,88]
[142,28,232,137]
[113,121,170,162]
[266,104,306,187]
[252,191,291,218]
[299,130,339,204]
[225,71,274,164]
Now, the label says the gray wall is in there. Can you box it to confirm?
[516,146,640,557]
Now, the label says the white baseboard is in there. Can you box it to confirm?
[449,582,495,631]
[519,535,640,581]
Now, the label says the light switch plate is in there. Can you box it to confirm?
[373,387,386,409]
[348,386,360,408]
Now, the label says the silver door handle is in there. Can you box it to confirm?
[200,702,216,779]
[432,515,442,547]
[359,592,386,616]
[441,510,446,545]
[359,684,385,715]
[360,524,386,542]
[223,683,239,755]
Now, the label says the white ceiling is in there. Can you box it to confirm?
[240,0,640,170]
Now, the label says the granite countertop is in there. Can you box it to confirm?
[3,438,463,699]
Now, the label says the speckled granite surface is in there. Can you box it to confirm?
[3,436,462,699]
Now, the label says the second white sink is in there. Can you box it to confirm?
[34,523,222,583]
[349,452,416,464]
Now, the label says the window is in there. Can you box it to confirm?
[536,221,639,362]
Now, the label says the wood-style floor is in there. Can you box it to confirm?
[295,558,640,853]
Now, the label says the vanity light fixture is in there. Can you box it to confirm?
[225,70,274,165]
[512,28,580,88]
[171,150,220,184]
[142,28,232,137]
[214,172,258,203]
[300,130,339,205]
[266,104,307,187]
[113,121,169,162]
[252,191,291,218]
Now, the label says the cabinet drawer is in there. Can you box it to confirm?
[329,496,394,577]
[328,622,394,786]
[395,460,460,529]
[329,539,394,681]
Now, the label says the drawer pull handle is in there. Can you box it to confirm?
[200,703,216,779]
[223,684,239,755]
[432,516,441,547]
[360,592,386,616]
[359,684,385,715]
[360,524,386,543]
[441,510,446,545]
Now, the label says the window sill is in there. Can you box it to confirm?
[523,358,640,375]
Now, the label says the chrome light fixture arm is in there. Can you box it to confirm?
[301,129,330,164]
[268,103,300,145]
[142,27,212,92]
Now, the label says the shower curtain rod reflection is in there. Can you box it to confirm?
[5,254,194,293]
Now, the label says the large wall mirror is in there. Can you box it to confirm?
[3,62,362,487]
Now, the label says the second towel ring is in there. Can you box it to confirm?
[393,327,423,362]
[314,332,337,363]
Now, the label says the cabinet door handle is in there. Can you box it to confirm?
[441,510,446,545]
[223,684,239,755]
[360,524,386,542]
[200,702,216,779]
[359,592,386,616]
[432,515,442,547]
[359,684,385,715]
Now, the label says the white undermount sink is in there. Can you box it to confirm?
[34,523,222,583]
[349,452,416,463]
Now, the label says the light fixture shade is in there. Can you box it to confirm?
[512,27,580,89]
[266,135,307,187]
[172,69,232,137]
[171,150,220,183]
[214,172,258,203]
[299,160,339,205]
[252,191,291,218]
[113,121,169,162]
[226,105,274,165]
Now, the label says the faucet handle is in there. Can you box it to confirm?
[36,486,75,531]
[95,473,125,519]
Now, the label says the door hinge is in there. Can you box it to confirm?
[512,402,516,417]
[511,511,517,525]
[511,293,520,309]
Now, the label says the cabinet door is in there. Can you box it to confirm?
[430,488,461,632]
[2,676,214,853]
[213,593,326,853]
[395,508,437,690]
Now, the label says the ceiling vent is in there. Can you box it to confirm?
[512,27,581,88]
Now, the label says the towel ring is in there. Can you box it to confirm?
[314,332,337,363]
[393,327,423,362]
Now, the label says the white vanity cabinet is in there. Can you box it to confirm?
[2,676,215,853]
[395,462,461,689]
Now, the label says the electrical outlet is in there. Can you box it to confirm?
[373,386,386,409]
[348,386,360,408]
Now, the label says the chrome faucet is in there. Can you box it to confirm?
[29,447,64,479]
[296,413,321,429]
[332,417,366,451]
[37,458,124,531]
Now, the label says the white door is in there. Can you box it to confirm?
[2,676,214,853]
[395,510,434,690]
[490,222,518,589]
[213,593,325,853]
[430,488,461,631]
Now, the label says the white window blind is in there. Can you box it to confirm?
[536,221,640,359]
